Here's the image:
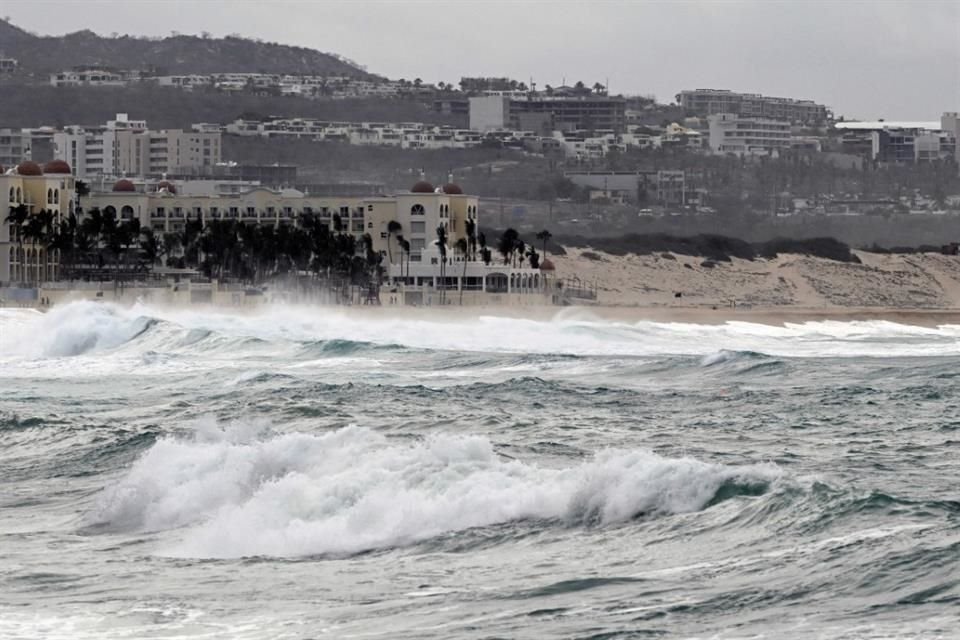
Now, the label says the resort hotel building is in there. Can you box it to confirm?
[2,162,552,302]
[0,161,76,284]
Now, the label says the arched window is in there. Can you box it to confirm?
[54,190,59,204]
[104,205,117,218]
[68,200,73,213]
[8,187,13,202]
[47,189,52,204]
[411,204,425,216]
[16,187,21,202]
[121,205,134,219]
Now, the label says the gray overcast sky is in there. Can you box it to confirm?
[4,0,958,120]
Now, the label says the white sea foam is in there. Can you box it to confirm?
[87,423,780,559]
[4,301,960,365]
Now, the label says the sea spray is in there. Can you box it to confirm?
[87,423,781,558]
[5,301,960,361]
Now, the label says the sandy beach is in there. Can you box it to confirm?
[538,248,960,326]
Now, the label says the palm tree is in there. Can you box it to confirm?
[398,237,410,284]
[455,237,468,304]
[5,204,28,282]
[74,180,90,214]
[535,229,552,255]
[498,228,518,266]
[387,219,402,267]
[465,218,477,260]
[478,232,491,266]
[435,224,448,304]
[514,239,526,268]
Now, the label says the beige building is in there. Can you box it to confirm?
[54,114,221,179]
[1,161,76,285]
[3,168,551,301]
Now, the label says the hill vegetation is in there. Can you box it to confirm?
[0,84,456,129]
[0,18,371,77]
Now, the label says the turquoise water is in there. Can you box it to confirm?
[1,302,958,638]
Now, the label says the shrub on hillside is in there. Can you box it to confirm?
[758,237,860,263]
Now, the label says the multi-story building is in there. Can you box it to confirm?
[470,95,626,133]
[834,120,957,164]
[0,129,30,167]
[0,161,77,284]
[54,114,221,179]
[708,113,791,156]
[49,68,126,87]
[0,57,18,74]
[677,89,829,125]
[2,163,546,297]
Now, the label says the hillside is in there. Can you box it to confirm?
[0,84,454,129]
[0,19,373,77]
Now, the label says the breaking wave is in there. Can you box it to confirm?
[86,422,781,558]
[4,302,960,363]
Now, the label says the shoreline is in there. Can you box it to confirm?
[11,296,960,328]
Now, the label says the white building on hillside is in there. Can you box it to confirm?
[708,113,790,156]
[54,114,221,179]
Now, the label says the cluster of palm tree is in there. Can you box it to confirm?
[497,228,549,269]
[5,205,383,291]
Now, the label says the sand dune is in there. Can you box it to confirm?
[550,248,960,311]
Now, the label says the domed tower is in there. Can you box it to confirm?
[42,160,72,175]
[411,180,435,193]
[15,161,43,176]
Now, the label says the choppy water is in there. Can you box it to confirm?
[1,301,958,639]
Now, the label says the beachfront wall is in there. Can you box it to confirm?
[384,243,552,300]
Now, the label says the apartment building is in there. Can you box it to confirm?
[53,114,221,179]
[708,113,791,156]
[677,89,829,125]
[469,95,627,133]
[834,119,957,164]
[0,129,30,167]
[49,68,126,87]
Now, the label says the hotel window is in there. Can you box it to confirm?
[340,206,349,216]
[194,207,203,217]
[173,207,183,218]
[229,207,239,217]
[210,207,218,217]
[267,207,275,215]
[410,204,425,216]
[156,207,165,217]
[246,207,256,217]
[410,221,426,234]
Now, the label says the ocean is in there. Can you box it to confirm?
[1,301,958,639]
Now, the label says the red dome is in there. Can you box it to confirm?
[442,183,463,195]
[540,258,556,271]
[156,180,177,194]
[112,179,136,192]
[43,160,72,174]
[411,180,435,193]
[16,161,43,176]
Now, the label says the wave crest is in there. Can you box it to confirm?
[86,423,780,558]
